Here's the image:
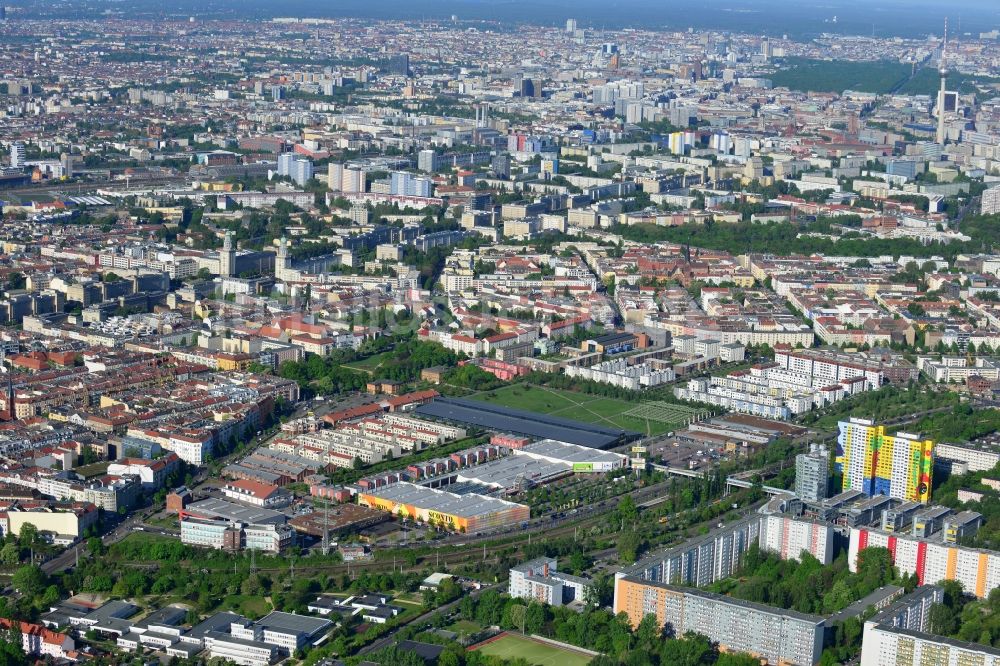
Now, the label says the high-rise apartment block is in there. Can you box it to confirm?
[857,586,1000,666]
[837,418,934,503]
[982,186,1000,216]
[277,153,313,186]
[623,517,760,587]
[849,516,994,596]
[389,171,432,198]
[795,443,830,502]
[614,577,826,666]
[760,514,833,564]
[327,163,366,193]
[9,142,25,169]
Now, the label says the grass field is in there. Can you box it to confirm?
[470,633,594,666]
[447,619,483,636]
[469,384,690,436]
[218,594,272,619]
[342,350,395,374]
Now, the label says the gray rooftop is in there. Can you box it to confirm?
[873,625,1000,657]
[185,498,286,525]
[364,482,525,518]
[87,600,139,623]
[257,611,332,638]
[454,454,569,489]
[137,605,187,629]
[826,585,903,626]
[185,612,247,643]
[518,438,627,465]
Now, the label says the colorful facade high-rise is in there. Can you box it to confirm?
[837,418,934,503]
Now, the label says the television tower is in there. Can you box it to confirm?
[936,18,949,146]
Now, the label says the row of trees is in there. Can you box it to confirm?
[709,546,909,616]
[618,211,1000,261]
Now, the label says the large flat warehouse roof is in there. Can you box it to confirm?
[361,482,525,518]
[414,397,637,449]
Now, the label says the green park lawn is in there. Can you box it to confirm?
[342,351,395,374]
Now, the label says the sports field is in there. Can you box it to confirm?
[624,401,709,426]
[469,384,702,436]
[469,633,594,666]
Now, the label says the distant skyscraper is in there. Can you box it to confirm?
[9,142,25,169]
[0,6,6,21]
[761,37,772,60]
[518,77,539,98]
[565,18,577,33]
[837,418,934,503]
[795,443,829,503]
[937,18,949,145]
[272,85,285,101]
[388,54,410,77]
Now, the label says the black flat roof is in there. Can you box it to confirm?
[414,397,638,449]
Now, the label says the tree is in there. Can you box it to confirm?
[86,537,104,556]
[11,565,45,598]
[504,602,527,633]
[0,543,18,566]
[16,524,38,549]
[635,613,662,652]
[930,602,959,635]
[616,494,638,527]
[618,529,641,563]
[524,602,546,634]
[4,272,25,292]
[658,631,715,665]
[0,624,27,666]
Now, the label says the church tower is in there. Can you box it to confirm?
[220,230,235,278]
[276,235,290,281]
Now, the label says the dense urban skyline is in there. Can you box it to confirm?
[2,2,1000,666]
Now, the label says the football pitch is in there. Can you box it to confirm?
[470,384,706,436]
[469,633,595,666]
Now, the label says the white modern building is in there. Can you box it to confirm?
[509,557,592,606]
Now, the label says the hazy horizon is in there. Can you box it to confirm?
[7,0,1000,38]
